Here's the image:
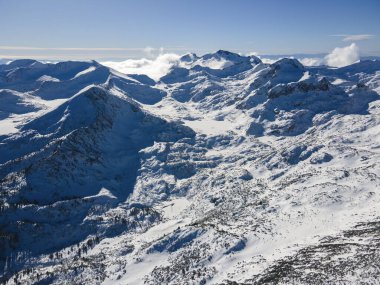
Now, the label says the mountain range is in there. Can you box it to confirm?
[0,50,380,284]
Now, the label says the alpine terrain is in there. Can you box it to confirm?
[0,51,380,284]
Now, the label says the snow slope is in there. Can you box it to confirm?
[0,53,380,284]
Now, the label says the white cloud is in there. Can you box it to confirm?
[299,57,324,66]
[342,34,374,41]
[324,43,360,67]
[260,57,278,64]
[143,46,156,57]
[297,43,361,67]
[245,51,259,57]
[101,53,181,80]
[331,34,375,42]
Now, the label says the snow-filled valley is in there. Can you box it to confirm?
[0,51,380,284]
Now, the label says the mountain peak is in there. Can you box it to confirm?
[271,57,304,70]
[202,50,245,62]
[179,53,199,62]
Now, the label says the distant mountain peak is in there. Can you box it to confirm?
[271,57,305,71]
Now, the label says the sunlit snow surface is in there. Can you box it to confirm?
[0,52,380,284]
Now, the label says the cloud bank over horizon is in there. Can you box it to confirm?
[101,43,362,80]
[0,43,363,80]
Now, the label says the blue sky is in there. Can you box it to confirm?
[1,0,379,60]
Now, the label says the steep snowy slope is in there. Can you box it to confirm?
[0,60,166,136]
[0,83,194,268]
[0,53,380,285]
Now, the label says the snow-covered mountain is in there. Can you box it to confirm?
[0,51,379,285]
